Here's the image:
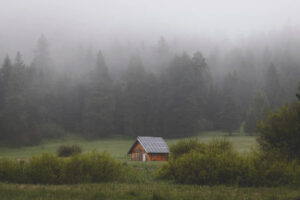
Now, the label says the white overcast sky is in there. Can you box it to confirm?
[0,0,299,59]
[1,0,299,35]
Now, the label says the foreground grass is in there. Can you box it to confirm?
[0,182,300,200]
[0,131,257,159]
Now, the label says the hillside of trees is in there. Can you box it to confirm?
[1,33,300,145]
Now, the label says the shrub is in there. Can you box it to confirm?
[257,102,300,160]
[170,139,205,159]
[157,138,300,186]
[0,151,125,184]
[62,151,124,183]
[240,151,300,186]
[206,138,234,155]
[57,144,82,157]
[0,158,25,183]
[160,140,242,184]
[25,153,63,184]
[159,139,243,185]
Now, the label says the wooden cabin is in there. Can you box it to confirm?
[128,136,170,161]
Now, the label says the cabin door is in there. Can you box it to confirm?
[142,153,146,162]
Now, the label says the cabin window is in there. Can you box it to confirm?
[153,154,156,159]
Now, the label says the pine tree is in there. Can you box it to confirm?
[216,71,241,135]
[0,56,13,140]
[152,36,172,71]
[265,64,284,108]
[82,51,115,137]
[121,55,159,137]
[219,96,240,136]
[160,52,208,137]
[245,92,269,134]
[32,34,50,70]
[296,82,300,101]
[0,56,12,110]
[0,53,40,145]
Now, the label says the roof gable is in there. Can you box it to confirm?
[128,136,170,154]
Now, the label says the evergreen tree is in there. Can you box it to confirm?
[113,83,125,135]
[219,96,240,136]
[46,74,85,136]
[152,36,172,71]
[32,34,51,70]
[245,92,269,134]
[0,53,40,145]
[296,82,300,101]
[217,72,241,135]
[0,56,13,140]
[29,35,54,123]
[264,64,284,108]
[160,52,208,137]
[121,55,159,137]
[82,51,115,137]
[203,85,221,129]
[0,56,12,110]
[244,107,256,134]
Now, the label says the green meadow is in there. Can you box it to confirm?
[2,132,295,200]
[0,131,256,159]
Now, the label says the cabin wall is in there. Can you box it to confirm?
[149,153,168,161]
[130,142,151,161]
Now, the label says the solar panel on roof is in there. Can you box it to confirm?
[137,136,170,153]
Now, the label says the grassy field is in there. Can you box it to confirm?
[2,131,286,200]
[1,183,300,200]
[0,131,257,159]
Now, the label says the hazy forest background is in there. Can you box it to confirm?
[1,26,300,145]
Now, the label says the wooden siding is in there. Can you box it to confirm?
[130,142,150,161]
[148,153,168,161]
[130,141,168,161]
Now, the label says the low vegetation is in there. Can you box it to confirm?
[0,134,299,199]
[257,101,300,160]
[0,133,256,159]
[57,144,82,157]
[158,139,300,186]
[0,151,124,184]
[2,183,300,200]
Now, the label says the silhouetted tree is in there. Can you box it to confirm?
[159,52,208,137]
[245,92,269,134]
[121,55,159,137]
[219,96,240,136]
[82,51,115,137]
[264,64,284,108]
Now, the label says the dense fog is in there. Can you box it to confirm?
[1,0,299,62]
[1,0,300,144]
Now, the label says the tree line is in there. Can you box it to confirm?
[0,35,299,145]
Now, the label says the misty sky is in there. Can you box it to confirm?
[0,0,300,62]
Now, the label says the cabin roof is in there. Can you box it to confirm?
[128,136,170,154]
